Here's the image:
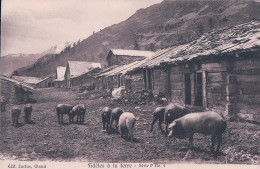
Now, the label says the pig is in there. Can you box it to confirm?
[168,111,227,153]
[12,107,21,127]
[24,104,33,123]
[109,108,124,132]
[101,107,112,132]
[164,104,189,136]
[150,107,165,133]
[56,104,74,124]
[71,104,86,124]
[118,112,136,142]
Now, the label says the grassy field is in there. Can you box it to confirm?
[0,88,259,164]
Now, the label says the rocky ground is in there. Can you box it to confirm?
[0,88,259,164]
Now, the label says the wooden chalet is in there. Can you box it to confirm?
[64,61,102,88]
[0,74,34,105]
[12,75,54,88]
[124,21,260,122]
[106,49,154,67]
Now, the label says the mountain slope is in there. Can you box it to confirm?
[14,0,260,77]
[0,42,71,76]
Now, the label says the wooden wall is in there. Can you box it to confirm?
[125,71,144,92]
[1,80,31,104]
[232,57,260,121]
[169,66,185,105]
[201,61,228,112]
[108,54,145,67]
[152,68,168,96]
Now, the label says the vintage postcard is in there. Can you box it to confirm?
[1,0,260,169]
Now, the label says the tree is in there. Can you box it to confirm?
[133,40,140,50]
[208,17,214,29]
[198,23,204,35]
[147,43,155,51]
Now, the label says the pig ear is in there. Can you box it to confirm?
[168,121,176,128]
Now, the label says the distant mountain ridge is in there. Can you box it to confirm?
[13,0,260,77]
[1,42,71,76]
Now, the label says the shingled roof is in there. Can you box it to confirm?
[130,21,260,70]
[110,49,154,58]
[1,75,34,90]
[67,61,102,78]
[12,76,43,85]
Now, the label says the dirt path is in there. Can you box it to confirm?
[0,88,259,164]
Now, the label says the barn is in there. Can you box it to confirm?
[106,49,154,67]
[64,61,102,89]
[0,74,34,106]
[96,60,147,90]
[125,21,260,122]
[54,66,66,88]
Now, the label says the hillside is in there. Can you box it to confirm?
[14,0,260,77]
[1,42,71,76]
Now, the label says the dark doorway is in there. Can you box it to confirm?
[143,70,147,88]
[147,69,152,89]
[48,82,51,87]
[195,72,203,106]
[118,75,121,87]
[184,73,191,105]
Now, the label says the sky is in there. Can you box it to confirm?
[1,0,163,56]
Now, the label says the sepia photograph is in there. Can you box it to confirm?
[0,0,260,168]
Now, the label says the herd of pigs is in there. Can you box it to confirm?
[10,103,227,154]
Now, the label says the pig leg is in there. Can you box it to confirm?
[24,112,28,123]
[158,119,164,134]
[106,121,109,132]
[120,127,124,138]
[82,114,85,124]
[216,135,222,153]
[188,134,194,149]
[109,118,114,132]
[150,117,157,133]
[57,113,61,124]
[29,112,32,122]
[129,129,133,142]
[61,114,64,124]
[165,122,169,136]
[102,120,106,131]
[12,115,15,126]
[210,135,217,153]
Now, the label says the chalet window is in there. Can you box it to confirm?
[184,73,191,105]
[143,70,147,88]
[118,74,121,87]
[147,69,152,90]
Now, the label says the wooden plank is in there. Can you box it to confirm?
[170,74,183,81]
[238,81,260,88]
[201,62,227,72]
[207,92,226,101]
[208,72,227,83]
[202,71,207,108]
[207,81,226,88]
[171,89,183,96]
[234,69,260,75]
[208,85,226,93]
[207,99,226,107]
[170,67,183,75]
[171,82,183,90]
[233,58,260,71]
[237,95,260,105]
[237,103,260,115]
[236,75,260,82]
